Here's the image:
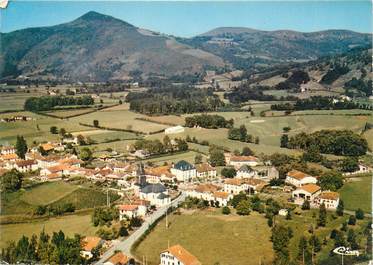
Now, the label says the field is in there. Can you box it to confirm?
[70,104,169,133]
[143,150,202,165]
[133,209,274,265]
[0,212,97,248]
[362,129,373,150]
[0,90,46,112]
[340,175,372,212]
[1,181,120,216]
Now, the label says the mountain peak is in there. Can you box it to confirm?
[76,11,134,27]
[79,11,110,21]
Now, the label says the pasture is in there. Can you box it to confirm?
[340,175,372,212]
[0,212,98,248]
[133,209,274,265]
[1,181,120,216]
[0,90,46,112]
[70,105,169,134]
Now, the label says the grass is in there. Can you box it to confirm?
[0,90,46,112]
[0,212,98,248]
[0,111,93,144]
[1,181,120,216]
[340,175,372,212]
[70,105,169,134]
[362,129,373,150]
[133,209,274,265]
[142,150,202,165]
[20,181,79,205]
[51,187,120,210]
[44,108,96,118]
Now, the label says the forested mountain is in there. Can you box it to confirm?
[0,11,224,81]
[181,27,371,70]
[1,11,371,82]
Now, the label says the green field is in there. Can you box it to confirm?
[363,129,373,150]
[340,175,372,213]
[0,212,98,248]
[70,105,169,133]
[133,209,274,265]
[1,181,120,216]
[0,90,46,112]
[0,111,93,144]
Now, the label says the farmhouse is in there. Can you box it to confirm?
[160,244,201,265]
[236,165,255,178]
[103,251,129,265]
[213,191,232,206]
[292,184,321,205]
[1,146,16,155]
[165,125,185,135]
[343,164,373,176]
[195,163,216,179]
[170,160,196,182]
[118,205,141,220]
[226,154,260,168]
[314,191,340,209]
[285,170,317,187]
[186,183,220,201]
[13,159,38,172]
[81,236,104,259]
[0,153,18,162]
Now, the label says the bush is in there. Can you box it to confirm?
[222,206,231,215]
[355,208,364,220]
[348,215,356,225]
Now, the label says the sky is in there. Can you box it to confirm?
[1,1,371,37]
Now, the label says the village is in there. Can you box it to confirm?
[1,127,371,265]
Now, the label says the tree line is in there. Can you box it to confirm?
[271,96,373,111]
[126,86,224,115]
[24,95,94,111]
[185,114,234,129]
[284,130,367,156]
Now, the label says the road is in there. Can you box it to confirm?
[96,192,186,264]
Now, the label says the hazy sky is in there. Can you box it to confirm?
[1,1,371,36]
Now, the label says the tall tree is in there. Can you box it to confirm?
[336,200,344,216]
[15,135,28,159]
[317,203,327,227]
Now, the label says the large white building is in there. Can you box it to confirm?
[170,160,196,182]
[313,191,340,210]
[285,170,317,187]
[225,154,260,168]
[160,245,201,265]
[292,184,321,205]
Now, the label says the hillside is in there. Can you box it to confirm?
[251,47,373,98]
[0,11,224,81]
[182,27,371,70]
[1,12,371,82]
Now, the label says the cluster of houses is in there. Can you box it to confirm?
[0,115,34,123]
[286,170,340,209]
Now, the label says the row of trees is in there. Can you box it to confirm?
[185,114,234,129]
[24,95,94,111]
[0,230,84,264]
[271,96,372,111]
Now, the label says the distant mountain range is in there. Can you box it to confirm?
[1,11,371,81]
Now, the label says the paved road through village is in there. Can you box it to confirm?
[96,192,186,264]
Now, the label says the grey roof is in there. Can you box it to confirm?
[157,192,170,199]
[238,165,252,172]
[140,183,166,194]
[174,160,195,171]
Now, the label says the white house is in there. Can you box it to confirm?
[1,146,16,155]
[160,245,201,265]
[226,154,260,168]
[343,164,373,176]
[236,165,255,178]
[292,184,321,205]
[279,209,289,216]
[14,159,38,172]
[165,125,185,135]
[285,170,317,187]
[212,191,233,206]
[80,236,104,259]
[195,163,217,179]
[170,160,196,182]
[119,205,141,220]
[313,191,340,210]
[223,178,265,195]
